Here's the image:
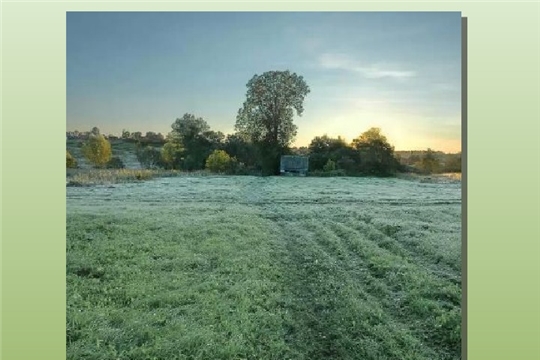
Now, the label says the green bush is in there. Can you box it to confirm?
[323,159,337,172]
[205,150,234,173]
[66,151,78,168]
[136,146,163,169]
[161,142,184,170]
[81,134,112,168]
[352,128,400,176]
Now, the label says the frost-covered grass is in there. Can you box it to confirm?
[67,176,462,360]
[396,172,462,183]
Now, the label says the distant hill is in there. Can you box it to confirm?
[67,138,165,169]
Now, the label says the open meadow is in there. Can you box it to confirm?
[67,175,461,360]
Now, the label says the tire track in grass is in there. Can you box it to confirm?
[220,177,458,359]
[258,203,439,360]
[320,205,461,287]
[318,213,461,359]
[252,179,409,358]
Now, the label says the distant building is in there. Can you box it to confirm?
[280,155,309,176]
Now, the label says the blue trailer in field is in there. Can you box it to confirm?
[280,155,309,176]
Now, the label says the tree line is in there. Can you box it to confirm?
[68,127,165,144]
[67,70,461,176]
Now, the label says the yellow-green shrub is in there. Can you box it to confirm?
[66,151,78,168]
[81,134,112,168]
[205,150,233,173]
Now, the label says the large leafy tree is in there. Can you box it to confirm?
[235,70,310,174]
[81,133,112,168]
[351,127,399,176]
[167,114,223,170]
[170,114,210,143]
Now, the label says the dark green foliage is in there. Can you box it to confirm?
[222,133,258,169]
[308,135,356,173]
[167,114,224,171]
[170,113,210,142]
[307,130,400,177]
[136,146,163,169]
[290,146,310,156]
[68,124,459,178]
[335,152,357,173]
[352,128,400,176]
[323,159,336,172]
[105,156,125,169]
[255,141,289,175]
[182,154,200,171]
[160,142,184,170]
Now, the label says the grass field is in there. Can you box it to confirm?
[67,175,461,360]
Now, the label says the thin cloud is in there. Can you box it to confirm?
[318,53,415,79]
[432,82,460,92]
[302,37,324,52]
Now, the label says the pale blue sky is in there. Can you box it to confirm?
[67,12,462,152]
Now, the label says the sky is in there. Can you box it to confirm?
[67,12,462,153]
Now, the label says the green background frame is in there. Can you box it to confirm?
[2,1,539,359]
